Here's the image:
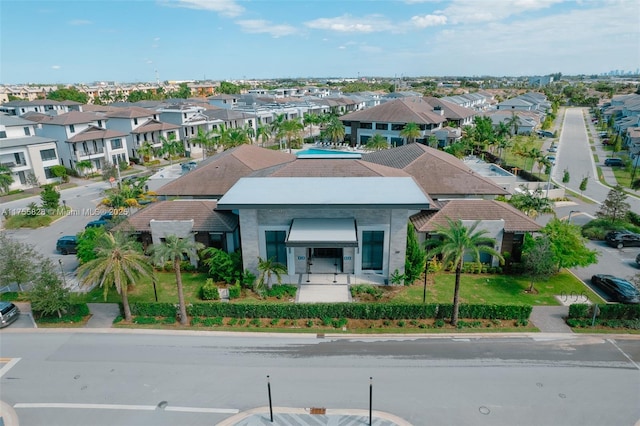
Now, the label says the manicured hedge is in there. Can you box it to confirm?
[568,303,640,320]
[129,302,531,320]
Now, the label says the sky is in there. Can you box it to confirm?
[1,0,639,84]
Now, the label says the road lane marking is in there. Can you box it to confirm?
[0,358,21,378]
[607,339,640,370]
[13,402,239,414]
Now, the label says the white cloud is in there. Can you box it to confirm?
[51,65,61,70]
[440,0,564,24]
[68,19,91,25]
[154,37,160,42]
[338,45,347,49]
[236,20,297,37]
[173,0,244,17]
[305,15,393,33]
[410,14,447,28]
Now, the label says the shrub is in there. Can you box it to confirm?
[434,319,445,328]
[133,316,158,324]
[350,284,383,300]
[228,281,241,299]
[200,278,220,300]
[36,303,89,323]
[397,320,406,327]
[266,284,298,299]
[202,317,224,327]
[270,318,280,326]
[332,318,348,328]
[249,318,261,327]
[322,317,333,326]
[227,318,238,326]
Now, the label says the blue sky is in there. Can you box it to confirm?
[1,0,639,84]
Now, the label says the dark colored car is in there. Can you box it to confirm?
[604,158,623,166]
[0,301,20,328]
[605,230,640,249]
[85,219,108,229]
[99,212,113,221]
[56,235,78,254]
[636,253,640,267]
[591,275,640,304]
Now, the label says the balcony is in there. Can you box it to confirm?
[73,148,104,161]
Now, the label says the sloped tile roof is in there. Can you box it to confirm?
[340,98,447,125]
[105,106,155,119]
[67,125,127,142]
[362,144,508,197]
[117,200,238,232]
[411,199,541,233]
[131,119,180,133]
[155,145,295,197]
[422,97,477,120]
[250,158,412,178]
[44,111,105,125]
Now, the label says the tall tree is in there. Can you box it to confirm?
[400,122,421,145]
[404,223,425,285]
[278,119,304,153]
[149,235,204,325]
[256,125,272,147]
[77,232,152,322]
[596,185,630,224]
[322,117,345,145]
[540,218,598,271]
[29,259,70,318]
[303,112,320,140]
[159,134,182,165]
[47,86,89,104]
[0,234,42,291]
[505,112,522,136]
[521,234,556,293]
[425,219,503,326]
[191,128,217,159]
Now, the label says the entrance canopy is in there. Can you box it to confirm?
[286,218,358,248]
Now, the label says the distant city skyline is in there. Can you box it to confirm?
[1,0,639,85]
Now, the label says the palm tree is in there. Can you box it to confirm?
[425,218,503,326]
[505,112,522,136]
[149,235,204,325]
[270,114,287,149]
[191,128,216,159]
[365,134,389,151]
[0,165,14,194]
[279,119,304,153]
[256,256,288,292]
[223,127,252,150]
[322,117,345,146]
[159,134,183,165]
[256,125,272,147]
[400,122,421,145]
[303,112,320,140]
[77,232,152,322]
[137,141,156,164]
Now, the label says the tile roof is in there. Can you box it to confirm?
[155,145,296,197]
[250,158,411,178]
[67,125,127,142]
[105,106,155,119]
[339,98,447,125]
[43,111,105,125]
[422,97,477,119]
[117,200,238,232]
[411,199,542,233]
[362,144,509,197]
[131,119,181,133]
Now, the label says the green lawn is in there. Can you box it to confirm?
[78,271,208,304]
[392,270,606,305]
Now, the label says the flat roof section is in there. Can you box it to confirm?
[217,177,432,209]
[286,218,358,248]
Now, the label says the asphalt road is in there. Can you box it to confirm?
[0,331,639,426]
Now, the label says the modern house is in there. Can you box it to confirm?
[339,98,447,147]
[123,144,539,285]
[0,114,60,191]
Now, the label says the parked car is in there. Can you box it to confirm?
[604,158,623,167]
[546,155,556,164]
[605,230,640,249]
[85,220,108,229]
[591,275,640,304]
[636,252,640,267]
[547,145,557,153]
[0,301,20,328]
[56,235,78,254]
[602,139,611,145]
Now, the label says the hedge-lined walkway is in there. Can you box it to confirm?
[529,306,572,333]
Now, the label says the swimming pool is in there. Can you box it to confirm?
[296,148,362,158]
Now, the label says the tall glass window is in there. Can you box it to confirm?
[265,230,287,265]
[362,231,384,270]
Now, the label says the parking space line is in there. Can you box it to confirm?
[0,357,21,378]
[13,402,239,414]
[607,339,640,370]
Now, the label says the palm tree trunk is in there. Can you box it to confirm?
[174,259,188,325]
[452,263,462,326]
[121,285,132,322]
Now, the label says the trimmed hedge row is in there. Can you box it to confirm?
[129,302,531,320]
[568,304,640,320]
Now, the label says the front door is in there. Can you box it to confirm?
[309,248,343,273]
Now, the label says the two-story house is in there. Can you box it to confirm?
[0,115,60,191]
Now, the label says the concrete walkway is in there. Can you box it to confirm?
[529,306,572,333]
[85,303,120,328]
[297,284,351,303]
